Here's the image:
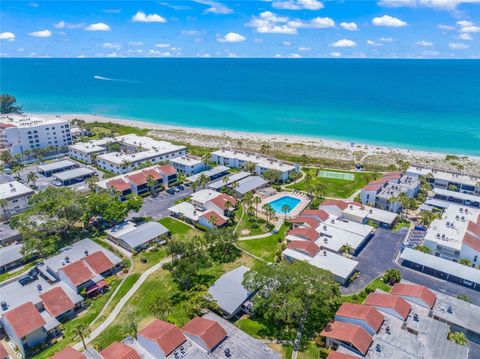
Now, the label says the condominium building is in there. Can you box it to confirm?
[0,181,35,220]
[211,149,299,182]
[170,155,207,175]
[423,204,480,264]
[0,115,72,156]
[68,134,186,175]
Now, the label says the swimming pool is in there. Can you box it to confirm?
[268,196,301,214]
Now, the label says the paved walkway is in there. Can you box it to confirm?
[73,257,172,349]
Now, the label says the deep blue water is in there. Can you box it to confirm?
[1,58,479,155]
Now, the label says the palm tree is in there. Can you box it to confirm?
[341,244,354,255]
[26,172,38,187]
[398,192,410,219]
[224,200,233,216]
[86,175,98,192]
[208,214,218,228]
[198,173,209,189]
[201,152,211,166]
[253,196,262,219]
[146,174,157,196]
[262,203,275,226]
[260,144,271,154]
[281,204,291,220]
[314,183,327,202]
[0,199,8,221]
[301,154,309,166]
[191,180,199,193]
[222,175,230,187]
[121,159,132,170]
[244,161,256,174]
[243,192,253,209]
[73,323,90,350]
[0,94,23,114]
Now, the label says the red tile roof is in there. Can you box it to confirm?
[321,199,350,210]
[100,342,140,359]
[107,178,131,192]
[84,251,114,274]
[0,343,8,359]
[61,260,96,286]
[3,302,46,338]
[201,211,227,227]
[326,352,360,359]
[336,303,384,333]
[139,320,186,356]
[158,164,177,176]
[182,317,227,351]
[39,287,75,317]
[321,321,372,355]
[365,293,411,320]
[463,232,480,252]
[467,221,480,237]
[391,283,437,309]
[127,172,149,186]
[301,209,330,222]
[143,168,161,181]
[209,193,237,210]
[287,241,320,257]
[50,347,85,359]
[291,216,321,229]
[288,227,319,241]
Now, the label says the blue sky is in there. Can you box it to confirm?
[1,0,479,58]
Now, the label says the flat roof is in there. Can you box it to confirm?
[212,149,296,172]
[0,181,34,200]
[235,176,267,195]
[434,188,480,203]
[343,205,397,225]
[208,171,251,190]
[407,166,478,187]
[283,247,358,281]
[169,202,200,221]
[38,159,77,172]
[208,266,250,316]
[400,247,480,284]
[53,167,95,181]
[186,166,230,182]
[0,243,23,267]
[190,189,222,204]
[108,221,169,249]
[44,238,122,274]
[170,155,203,166]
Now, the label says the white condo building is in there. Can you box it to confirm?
[0,181,35,220]
[0,115,72,156]
[69,134,187,175]
[211,148,299,182]
[423,204,480,265]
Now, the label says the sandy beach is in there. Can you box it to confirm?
[34,113,480,175]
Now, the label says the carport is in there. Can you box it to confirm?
[53,167,95,186]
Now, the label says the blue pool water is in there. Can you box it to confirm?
[268,196,301,214]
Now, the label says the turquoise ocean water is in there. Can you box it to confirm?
[1,58,479,155]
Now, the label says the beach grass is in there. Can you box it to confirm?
[286,168,379,198]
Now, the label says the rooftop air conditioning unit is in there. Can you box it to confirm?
[84,250,89,256]
[323,250,327,256]
[65,256,70,263]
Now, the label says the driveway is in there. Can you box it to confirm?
[341,227,480,305]
[130,187,192,220]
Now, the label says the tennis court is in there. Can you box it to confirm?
[318,170,355,181]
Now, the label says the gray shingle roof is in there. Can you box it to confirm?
[0,243,23,267]
[118,222,169,249]
[235,176,267,195]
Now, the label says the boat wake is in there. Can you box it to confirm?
[93,75,139,83]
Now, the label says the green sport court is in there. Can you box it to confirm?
[318,170,355,181]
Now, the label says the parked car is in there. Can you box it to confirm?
[166,188,175,195]
[176,185,185,191]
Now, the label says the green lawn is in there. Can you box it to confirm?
[0,260,40,283]
[287,168,379,198]
[159,217,194,235]
[393,218,411,232]
[33,278,122,359]
[235,205,270,236]
[237,225,286,262]
[341,277,392,304]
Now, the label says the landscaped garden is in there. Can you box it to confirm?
[236,225,287,262]
[235,204,271,236]
[286,168,380,198]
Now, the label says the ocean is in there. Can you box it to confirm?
[1,58,479,155]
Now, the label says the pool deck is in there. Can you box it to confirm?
[261,191,310,219]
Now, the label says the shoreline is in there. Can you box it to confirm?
[32,112,480,174]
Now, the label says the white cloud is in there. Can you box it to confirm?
[193,0,233,14]
[340,22,358,31]
[372,15,407,27]
[54,20,84,29]
[0,32,15,41]
[379,37,394,42]
[132,11,166,23]
[378,0,480,10]
[181,30,200,36]
[330,51,342,57]
[246,11,334,34]
[103,9,121,14]
[367,40,382,46]
[449,42,469,49]
[298,46,311,51]
[129,41,144,46]
[28,2,39,8]
[217,32,246,42]
[29,29,52,38]
[331,39,357,47]
[102,42,121,50]
[458,33,473,40]
[283,41,292,45]
[422,50,439,56]
[155,43,171,48]
[147,49,172,56]
[437,24,455,30]
[457,20,480,33]
[416,40,433,46]
[106,52,124,58]
[85,23,111,31]
[272,0,324,10]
